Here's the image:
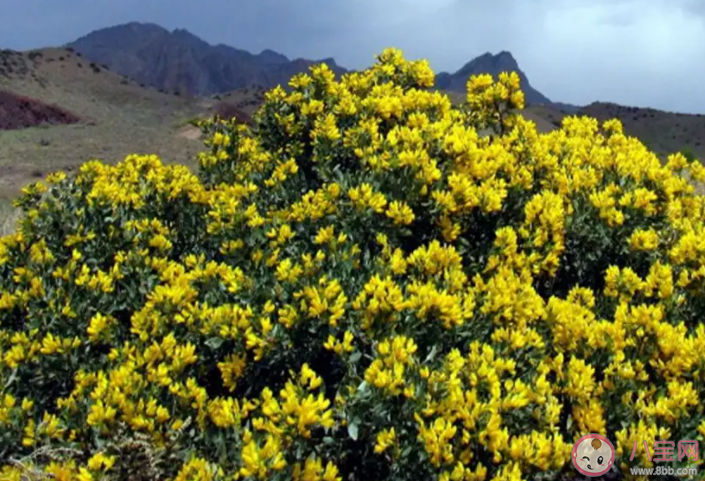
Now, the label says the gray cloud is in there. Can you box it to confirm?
[0,0,703,113]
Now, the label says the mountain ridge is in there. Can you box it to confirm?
[67,22,347,96]
[66,22,576,110]
[435,50,552,107]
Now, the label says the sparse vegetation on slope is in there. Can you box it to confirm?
[0,47,212,196]
[579,102,705,162]
[0,89,82,130]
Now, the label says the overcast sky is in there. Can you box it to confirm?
[1,0,703,113]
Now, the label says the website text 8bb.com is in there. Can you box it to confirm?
[629,466,698,477]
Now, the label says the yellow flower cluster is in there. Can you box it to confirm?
[2,47,705,481]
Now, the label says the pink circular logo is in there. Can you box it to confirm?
[572,433,615,477]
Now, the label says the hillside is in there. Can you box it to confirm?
[0,46,213,204]
[215,85,266,114]
[578,102,705,161]
[67,22,347,96]
[210,85,267,125]
[0,89,82,130]
[443,90,705,163]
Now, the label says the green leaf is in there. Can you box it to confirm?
[3,368,17,389]
[424,344,438,363]
[347,422,359,441]
[205,337,224,350]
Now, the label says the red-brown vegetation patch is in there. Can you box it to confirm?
[0,89,82,130]
[212,102,253,126]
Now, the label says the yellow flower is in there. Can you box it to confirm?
[76,468,93,481]
[87,313,114,343]
[239,433,287,479]
[87,452,116,472]
[348,183,387,213]
[374,427,397,454]
[629,228,660,251]
[175,458,222,481]
[386,201,415,225]
[86,400,117,427]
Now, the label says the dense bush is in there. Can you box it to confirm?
[2,48,705,481]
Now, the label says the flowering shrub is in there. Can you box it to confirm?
[2,48,705,481]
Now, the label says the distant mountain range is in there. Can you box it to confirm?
[67,22,346,98]
[67,22,580,112]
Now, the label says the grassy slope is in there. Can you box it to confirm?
[578,102,705,162]
[214,85,267,116]
[0,48,210,195]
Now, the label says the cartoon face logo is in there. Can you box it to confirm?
[572,433,615,477]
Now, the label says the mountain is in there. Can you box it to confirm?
[67,22,347,96]
[68,23,581,111]
[436,51,555,107]
[552,101,581,114]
